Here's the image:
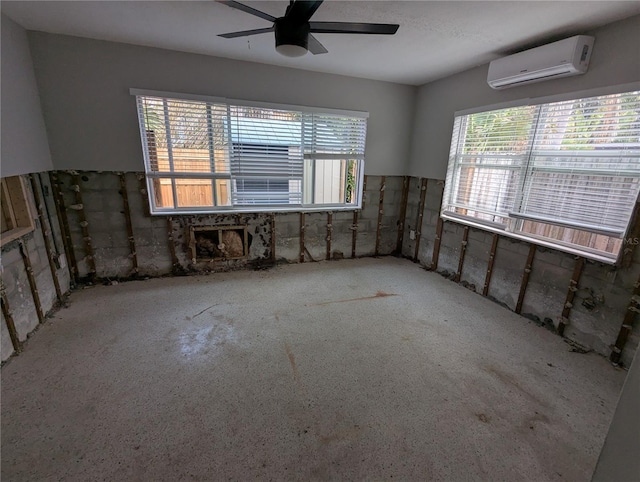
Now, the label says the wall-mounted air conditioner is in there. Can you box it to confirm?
[487,35,594,90]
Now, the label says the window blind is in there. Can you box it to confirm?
[443,105,538,225]
[135,93,367,212]
[443,90,640,260]
[516,94,640,236]
[229,106,303,205]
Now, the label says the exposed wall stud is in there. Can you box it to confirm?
[136,173,152,217]
[413,178,428,262]
[361,175,368,210]
[49,171,78,283]
[396,176,410,254]
[0,286,21,353]
[455,226,470,283]
[431,184,445,271]
[18,240,44,324]
[271,214,276,263]
[167,216,179,273]
[37,173,63,259]
[29,174,63,302]
[351,211,358,259]
[326,212,333,260]
[119,173,139,275]
[620,197,640,269]
[483,234,499,297]
[610,274,640,364]
[557,257,585,336]
[431,219,444,271]
[71,173,96,279]
[515,244,537,314]
[299,212,305,263]
[374,176,386,256]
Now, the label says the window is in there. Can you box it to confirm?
[1,176,34,246]
[443,90,640,262]
[133,91,367,214]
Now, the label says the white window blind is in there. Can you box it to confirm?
[443,90,640,261]
[135,93,367,213]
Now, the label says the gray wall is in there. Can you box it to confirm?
[27,32,416,176]
[1,15,52,176]
[409,14,640,179]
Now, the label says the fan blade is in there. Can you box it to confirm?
[287,1,324,22]
[307,34,328,55]
[218,27,274,38]
[310,22,399,35]
[216,1,276,22]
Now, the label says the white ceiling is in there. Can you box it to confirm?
[3,1,640,86]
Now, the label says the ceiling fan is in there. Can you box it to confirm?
[217,0,400,57]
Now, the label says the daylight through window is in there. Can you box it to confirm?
[134,92,367,214]
[442,90,640,262]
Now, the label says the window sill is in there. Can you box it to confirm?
[150,204,362,216]
[1,226,34,247]
[441,213,618,265]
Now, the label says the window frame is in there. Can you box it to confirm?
[441,86,640,265]
[131,89,368,215]
[1,176,35,246]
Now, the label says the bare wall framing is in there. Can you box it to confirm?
[5,170,639,368]
[1,172,71,362]
[403,176,640,367]
[50,171,407,279]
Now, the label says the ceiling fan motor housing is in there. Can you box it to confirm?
[275,17,310,50]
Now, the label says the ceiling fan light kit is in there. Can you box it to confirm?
[275,17,310,57]
[218,0,399,57]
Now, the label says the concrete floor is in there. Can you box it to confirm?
[1,257,626,481]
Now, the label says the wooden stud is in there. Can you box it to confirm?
[18,240,44,324]
[610,273,640,364]
[167,216,179,272]
[326,212,333,261]
[431,218,444,271]
[119,173,139,275]
[36,174,64,259]
[299,212,305,263]
[557,257,585,336]
[29,175,63,302]
[374,176,386,256]
[431,184,445,271]
[483,234,499,296]
[413,178,428,262]
[455,226,470,283]
[71,173,97,279]
[620,197,640,269]
[515,244,537,314]
[271,214,276,263]
[0,286,21,353]
[49,171,78,284]
[137,173,151,217]
[396,176,410,255]
[361,175,368,210]
[351,211,358,259]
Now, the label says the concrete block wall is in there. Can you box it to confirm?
[403,175,640,367]
[51,172,408,278]
[13,170,636,366]
[1,173,71,362]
